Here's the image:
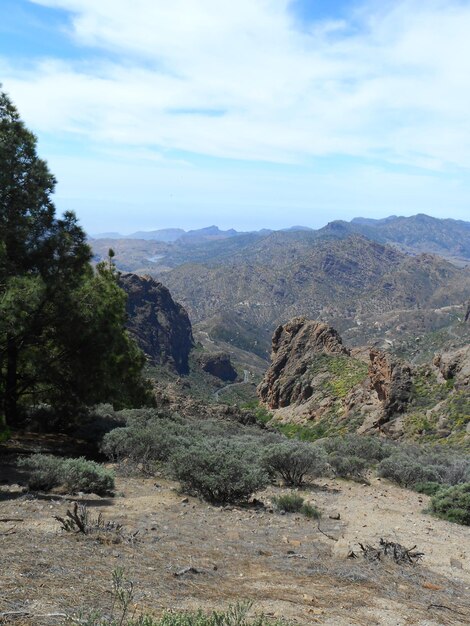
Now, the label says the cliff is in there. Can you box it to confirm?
[119,273,194,374]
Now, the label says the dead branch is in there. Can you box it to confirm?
[354,539,424,564]
[316,520,338,541]
[174,566,202,577]
[428,604,467,616]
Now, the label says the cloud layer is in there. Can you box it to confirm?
[3,0,470,170]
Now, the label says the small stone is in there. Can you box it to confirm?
[329,513,341,520]
[450,557,463,570]
[181,497,189,504]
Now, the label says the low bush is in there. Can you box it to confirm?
[431,483,470,525]
[170,439,268,505]
[328,453,368,480]
[300,502,321,519]
[377,447,470,491]
[102,419,190,473]
[272,493,304,513]
[18,454,114,495]
[377,454,440,488]
[62,458,115,496]
[262,441,328,487]
[413,482,442,496]
[322,435,392,463]
[18,454,63,490]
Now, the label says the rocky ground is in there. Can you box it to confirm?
[1,454,470,626]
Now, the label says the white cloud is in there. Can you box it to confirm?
[0,0,467,171]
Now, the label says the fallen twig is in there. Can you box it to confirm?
[428,604,467,616]
[0,518,24,522]
[174,566,202,577]
[316,520,338,541]
[0,610,67,618]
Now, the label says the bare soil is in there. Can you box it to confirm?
[1,451,470,626]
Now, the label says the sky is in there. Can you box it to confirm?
[1,0,470,234]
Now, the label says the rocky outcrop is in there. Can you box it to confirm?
[465,302,470,323]
[258,317,414,435]
[434,345,470,388]
[368,349,413,423]
[119,273,194,374]
[257,317,349,409]
[197,352,238,382]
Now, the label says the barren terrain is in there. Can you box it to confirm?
[1,450,469,626]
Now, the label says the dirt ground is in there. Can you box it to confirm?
[1,451,470,626]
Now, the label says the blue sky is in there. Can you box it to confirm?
[1,0,470,233]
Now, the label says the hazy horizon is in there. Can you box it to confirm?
[89,212,470,238]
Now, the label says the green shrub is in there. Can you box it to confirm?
[431,483,470,525]
[62,458,115,496]
[272,493,304,513]
[300,502,321,519]
[18,454,63,491]
[377,454,440,488]
[170,439,268,505]
[323,435,392,462]
[18,454,114,495]
[377,447,470,490]
[413,482,442,496]
[327,453,368,480]
[262,441,327,487]
[102,419,190,473]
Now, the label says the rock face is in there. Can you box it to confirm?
[119,273,194,374]
[434,346,470,388]
[197,352,238,382]
[257,317,349,409]
[258,317,413,435]
[368,349,413,422]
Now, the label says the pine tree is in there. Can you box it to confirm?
[0,90,151,428]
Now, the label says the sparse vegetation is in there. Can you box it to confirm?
[271,493,321,519]
[272,493,304,513]
[65,570,288,626]
[300,502,321,519]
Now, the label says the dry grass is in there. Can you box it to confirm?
[1,450,470,626]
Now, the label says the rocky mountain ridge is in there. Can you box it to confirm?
[258,317,470,446]
[159,235,470,360]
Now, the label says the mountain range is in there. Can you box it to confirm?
[92,214,470,265]
[91,214,470,365]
